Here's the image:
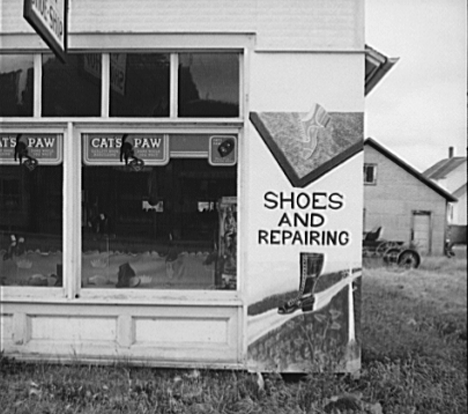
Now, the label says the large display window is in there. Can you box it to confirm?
[1,49,243,296]
[0,134,63,287]
[81,133,238,290]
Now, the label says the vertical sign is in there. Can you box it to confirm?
[24,0,68,62]
[246,105,364,373]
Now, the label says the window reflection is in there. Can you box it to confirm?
[178,53,239,117]
[0,164,63,287]
[42,53,101,116]
[110,53,170,117]
[0,54,34,116]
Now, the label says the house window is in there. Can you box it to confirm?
[364,164,377,185]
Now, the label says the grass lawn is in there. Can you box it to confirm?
[1,256,466,414]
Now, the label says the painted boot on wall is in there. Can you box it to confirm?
[278,253,324,315]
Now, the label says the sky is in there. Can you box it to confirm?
[365,0,467,172]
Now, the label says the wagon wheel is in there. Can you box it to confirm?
[397,249,421,269]
[383,247,401,266]
[376,241,399,256]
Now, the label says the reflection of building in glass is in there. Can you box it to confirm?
[178,53,239,117]
[0,67,33,116]
[42,54,102,116]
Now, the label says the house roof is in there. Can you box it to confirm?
[423,157,467,180]
[454,183,467,198]
[365,45,399,96]
[365,137,457,202]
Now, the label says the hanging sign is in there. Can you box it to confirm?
[209,135,237,166]
[24,0,68,63]
[83,134,169,166]
[0,133,63,165]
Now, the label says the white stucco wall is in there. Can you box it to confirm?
[445,162,467,192]
[0,0,364,52]
[431,161,466,226]
[250,53,364,113]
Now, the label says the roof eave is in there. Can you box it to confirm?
[365,45,399,96]
[364,137,458,202]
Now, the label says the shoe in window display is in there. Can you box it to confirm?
[203,249,218,265]
[116,262,136,288]
[88,275,111,286]
[29,274,48,286]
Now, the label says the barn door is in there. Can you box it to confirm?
[411,211,432,254]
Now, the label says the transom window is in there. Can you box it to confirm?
[0,54,34,117]
[0,52,241,118]
[0,51,241,294]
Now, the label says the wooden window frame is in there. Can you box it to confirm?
[0,35,251,305]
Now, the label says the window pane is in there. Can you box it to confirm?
[110,53,170,117]
[0,55,34,116]
[81,135,237,290]
[42,54,101,116]
[0,134,63,287]
[178,53,239,117]
[364,165,376,184]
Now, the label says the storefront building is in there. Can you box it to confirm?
[1,0,364,372]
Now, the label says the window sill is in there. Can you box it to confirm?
[1,287,243,307]
[0,117,245,126]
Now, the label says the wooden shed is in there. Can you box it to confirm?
[364,138,457,256]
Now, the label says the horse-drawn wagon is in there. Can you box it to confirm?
[363,227,421,268]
